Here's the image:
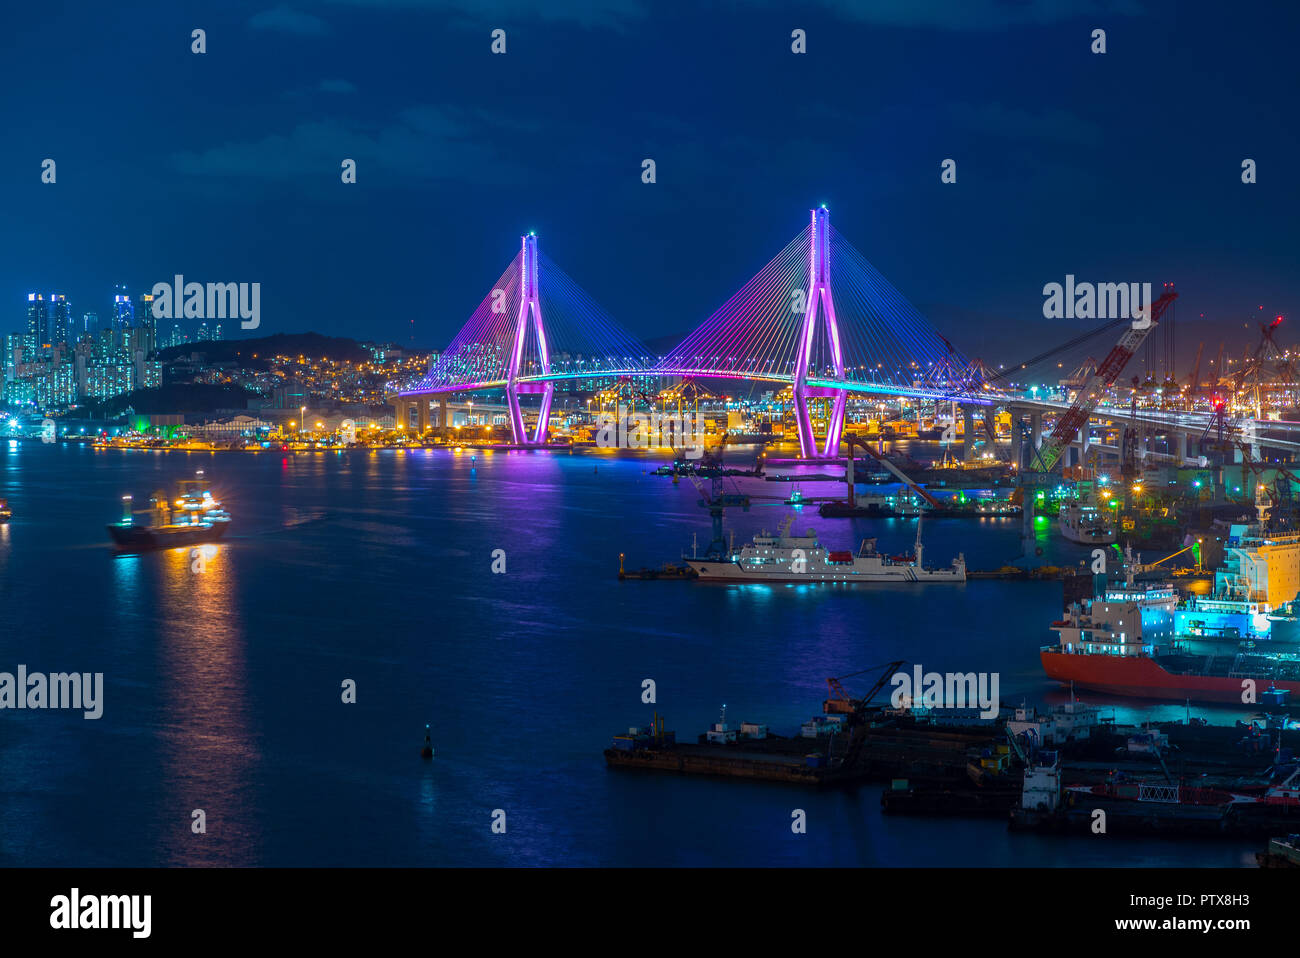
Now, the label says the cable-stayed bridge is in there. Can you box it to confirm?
[393,208,1300,462]
[396,208,990,458]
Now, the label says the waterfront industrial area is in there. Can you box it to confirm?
[5,210,1300,869]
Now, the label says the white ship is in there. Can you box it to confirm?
[1058,498,1115,545]
[685,515,965,583]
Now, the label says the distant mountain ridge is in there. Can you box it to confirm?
[156,332,371,364]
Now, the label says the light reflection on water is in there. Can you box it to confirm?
[0,441,1266,867]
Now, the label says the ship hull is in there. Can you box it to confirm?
[684,559,964,583]
[1059,527,1116,545]
[1041,649,1300,703]
[107,521,229,551]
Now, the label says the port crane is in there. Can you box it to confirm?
[684,448,750,560]
[842,434,941,509]
[1028,290,1179,475]
[1018,290,1179,552]
[823,660,906,718]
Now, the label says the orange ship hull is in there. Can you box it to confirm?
[1041,650,1300,704]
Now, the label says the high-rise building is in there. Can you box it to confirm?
[82,312,99,337]
[25,293,49,354]
[2,332,22,384]
[136,294,156,355]
[50,295,72,346]
[113,286,133,329]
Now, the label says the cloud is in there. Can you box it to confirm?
[318,0,648,31]
[248,5,329,35]
[318,79,357,94]
[809,0,1143,30]
[170,106,533,186]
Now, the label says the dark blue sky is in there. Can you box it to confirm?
[2,0,1296,369]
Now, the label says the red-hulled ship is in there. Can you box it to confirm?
[1042,529,1300,704]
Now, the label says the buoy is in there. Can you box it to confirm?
[420,724,434,760]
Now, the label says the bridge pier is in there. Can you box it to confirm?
[504,232,553,446]
[790,207,849,459]
[962,406,976,461]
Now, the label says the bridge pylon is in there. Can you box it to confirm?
[505,232,554,444]
[792,207,847,458]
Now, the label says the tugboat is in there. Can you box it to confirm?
[684,514,965,584]
[106,486,229,551]
[0,498,10,521]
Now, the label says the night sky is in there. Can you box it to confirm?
[3,0,1297,370]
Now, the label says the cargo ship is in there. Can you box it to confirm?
[1041,526,1300,703]
[106,475,231,551]
[684,515,965,583]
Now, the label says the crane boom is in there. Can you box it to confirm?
[1187,341,1204,397]
[1030,291,1178,474]
[846,434,941,507]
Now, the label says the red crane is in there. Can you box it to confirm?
[1030,290,1179,474]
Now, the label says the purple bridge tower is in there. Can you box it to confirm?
[505,232,554,445]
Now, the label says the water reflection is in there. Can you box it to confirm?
[154,544,258,865]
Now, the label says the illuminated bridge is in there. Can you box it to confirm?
[394,208,989,458]
[393,208,1300,462]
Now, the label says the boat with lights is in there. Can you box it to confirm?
[1041,527,1300,703]
[1058,498,1115,545]
[684,515,965,584]
[106,472,230,551]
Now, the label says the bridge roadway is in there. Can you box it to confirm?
[393,371,1300,458]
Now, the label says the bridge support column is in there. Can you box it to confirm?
[791,207,847,459]
[393,398,412,432]
[962,406,976,461]
[1030,412,1042,449]
[1175,431,1188,462]
[505,232,553,446]
[418,399,430,434]
[439,396,450,433]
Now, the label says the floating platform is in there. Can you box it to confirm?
[618,563,698,581]
[604,718,999,788]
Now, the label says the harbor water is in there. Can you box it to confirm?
[0,441,1261,866]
